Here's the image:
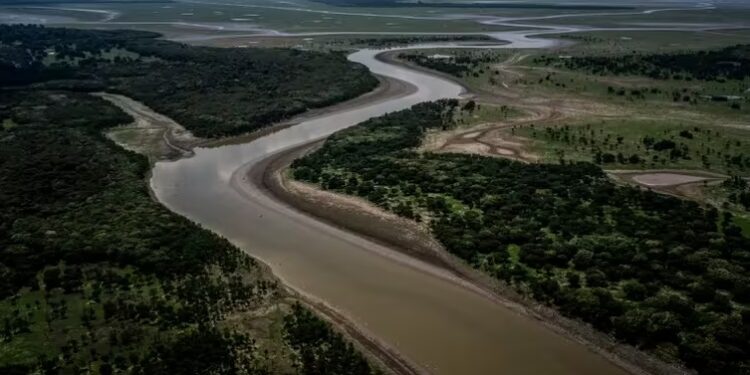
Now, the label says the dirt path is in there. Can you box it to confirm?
[409,53,741,208]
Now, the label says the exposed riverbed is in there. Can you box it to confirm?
[150,41,632,374]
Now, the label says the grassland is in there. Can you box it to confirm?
[390,29,750,226]
[530,7,750,28]
[5,0,749,44]
[403,41,750,165]
[0,0,512,36]
[455,102,524,125]
[554,29,750,54]
[514,119,750,175]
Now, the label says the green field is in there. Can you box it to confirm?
[399,40,750,177]
[514,119,750,175]
[456,102,523,126]
[531,7,750,28]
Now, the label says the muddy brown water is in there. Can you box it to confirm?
[151,47,629,374]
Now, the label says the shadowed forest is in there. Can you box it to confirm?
[0,25,378,137]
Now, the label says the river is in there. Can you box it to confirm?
[150,42,629,374]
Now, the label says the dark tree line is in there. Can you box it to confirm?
[722,176,750,210]
[0,24,378,137]
[293,100,750,375]
[399,52,502,78]
[535,44,750,81]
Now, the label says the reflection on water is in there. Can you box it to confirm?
[150,46,628,374]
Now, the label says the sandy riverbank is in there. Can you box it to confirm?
[201,73,417,149]
[258,143,688,375]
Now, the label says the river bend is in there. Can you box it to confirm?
[151,42,628,374]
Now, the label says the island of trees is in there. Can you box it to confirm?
[398,51,504,78]
[292,100,750,375]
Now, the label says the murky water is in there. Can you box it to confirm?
[150,45,628,374]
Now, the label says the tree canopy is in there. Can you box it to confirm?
[0,24,378,137]
[293,100,750,375]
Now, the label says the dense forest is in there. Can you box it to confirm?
[399,51,503,78]
[720,176,750,211]
[0,89,379,374]
[535,44,750,81]
[292,100,750,375]
[0,24,381,372]
[0,25,378,137]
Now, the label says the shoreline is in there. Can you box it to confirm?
[281,279,426,375]
[257,141,686,375]
[199,72,416,149]
[129,44,693,374]
[247,50,690,375]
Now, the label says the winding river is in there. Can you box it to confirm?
[150,40,629,374]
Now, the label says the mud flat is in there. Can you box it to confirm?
[96,93,199,161]
[632,173,713,186]
[609,169,726,190]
